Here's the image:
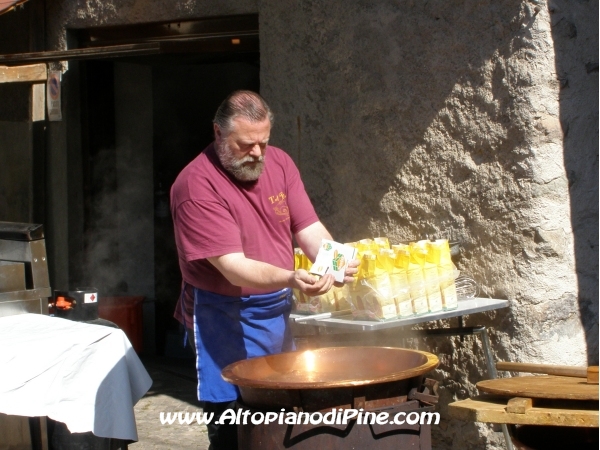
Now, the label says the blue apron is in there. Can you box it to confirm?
[193,287,295,402]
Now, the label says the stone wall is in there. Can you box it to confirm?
[45,0,258,52]
[260,1,596,447]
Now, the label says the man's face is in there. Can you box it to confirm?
[214,116,270,182]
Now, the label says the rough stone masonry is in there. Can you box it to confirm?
[260,1,598,448]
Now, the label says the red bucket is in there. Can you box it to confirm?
[98,296,144,354]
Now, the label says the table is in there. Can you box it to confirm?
[291,298,508,330]
[0,314,152,443]
[291,298,508,375]
[449,388,598,449]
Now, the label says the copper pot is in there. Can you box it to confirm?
[222,346,439,411]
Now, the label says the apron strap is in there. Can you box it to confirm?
[181,281,189,347]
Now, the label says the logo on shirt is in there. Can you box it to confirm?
[269,192,290,221]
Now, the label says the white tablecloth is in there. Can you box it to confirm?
[0,314,152,441]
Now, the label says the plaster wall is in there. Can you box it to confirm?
[259,1,597,447]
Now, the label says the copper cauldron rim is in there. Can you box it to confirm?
[221,346,439,390]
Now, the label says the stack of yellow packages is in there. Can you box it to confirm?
[292,248,349,314]
[294,237,459,318]
[427,239,459,310]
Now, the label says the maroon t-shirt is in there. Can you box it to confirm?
[171,143,319,299]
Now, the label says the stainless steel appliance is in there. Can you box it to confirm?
[0,221,51,317]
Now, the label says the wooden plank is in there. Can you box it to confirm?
[0,43,160,65]
[0,63,46,83]
[588,366,599,384]
[449,396,599,427]
[0,413,32,448]
[31,83,45,121]
[497,362,588,378]
[477,375,599,401]
[506,397,532,414]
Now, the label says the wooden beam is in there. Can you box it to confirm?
[0,64,46,83]
[588,366,599,384]
[31,83,45,122]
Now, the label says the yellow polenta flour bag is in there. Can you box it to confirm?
[368,250,396,320]
[308,289,337,314]
[347,251,373,318]
[407,242,430,315]
[349,251,395,320]
[392,243,409,253]
[391,247,414,317]
[333,285,351,311]
[356,239,377,258]
[373,237,390,250]
[416,240,443,313]
[428,239,458,310]
[379,248,410,318]
[293,248,311,313]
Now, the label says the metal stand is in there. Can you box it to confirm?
[421,326,513,450]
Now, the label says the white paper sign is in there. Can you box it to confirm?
[309,239,357,283]
[84,292,98,304]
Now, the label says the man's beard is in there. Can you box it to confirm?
[216,141,265,182]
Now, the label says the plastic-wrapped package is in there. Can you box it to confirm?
[373,237,390,250]
[412,240,443,313]
[407,243,430,315]
[347,252,397,321]
[387,249,414,317]
[292,248,312,313]
[428,239,459,310]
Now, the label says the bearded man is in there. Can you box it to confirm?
[170,90,357,450]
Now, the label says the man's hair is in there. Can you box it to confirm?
[213,90,274,134]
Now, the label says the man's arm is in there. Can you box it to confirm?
[294,221,332,261]
[206,253,335,296]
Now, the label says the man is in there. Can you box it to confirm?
[171,90,357,449]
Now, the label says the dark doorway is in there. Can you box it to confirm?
[73,16,260,356]
[152,59,260,356]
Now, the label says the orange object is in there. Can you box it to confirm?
[98,296,144,354]
[55,296,74,310]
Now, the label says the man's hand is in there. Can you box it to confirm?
[334,258,360,287]
[344,259,360,283]
[290,270,335,296]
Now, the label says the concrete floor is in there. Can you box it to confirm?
[131,356,210,450]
